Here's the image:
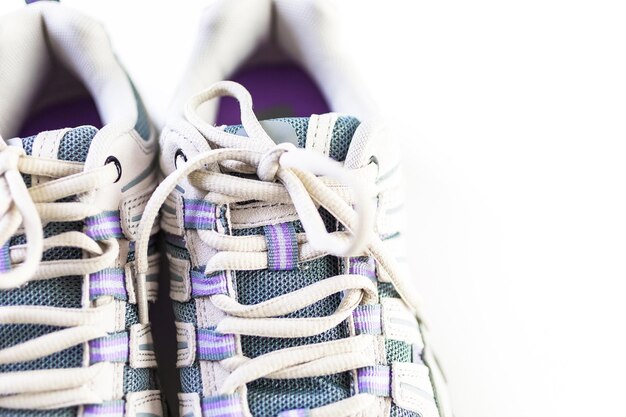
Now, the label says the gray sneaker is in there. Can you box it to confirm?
[0,2,163,416]
[133,1,453,416]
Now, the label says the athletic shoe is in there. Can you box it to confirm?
[136,0,453,415]
[0,2,163,416]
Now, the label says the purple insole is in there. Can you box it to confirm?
[216,63,330,125]
[18,64,327,136]
[19,96,102,137]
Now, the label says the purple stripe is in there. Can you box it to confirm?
[352,304,382,335]
[278,410,310,417]
[276,223,291,270]
[89,268,126,300]
[197,329,236,360]
[90,283,126,291]
[349,256,376,280]
[85,212,120,221]
[264,222,298,271]
[357,365,391,397]
[86,225,123,235]
[266,223,282,269]
[0,243,10,272]
[275,223,287,269]
[191,270,228,297]
[184,210,215,217]
[201,394,244,417]
[185,206,215,214]
[85,212,123,240]
[89,332,129,364]
[285,224,297,269]
[89,225,123,233]
[183,199,217,230]
[184,215,215,223]
[184,202,213,211]
[85,215,120,225]
[83,401,125,416]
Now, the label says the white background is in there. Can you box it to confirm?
[2,1,626,416]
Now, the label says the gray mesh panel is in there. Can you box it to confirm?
[0,324,82,373]
[0,409,76,417]
[57,126,97,161]
[173,300,197,324]
[180,363,203,394]
[379,282,401,298]
[125,303,140,327]
[277,117,309,145]
[166,239,191,261]
[22,135,35,155]
[236,257,351,416]
[20,134,35,186]
[329,116,360,161]
[236,256,347,355]
[124,366,157,392]
[248,375,351,417]
[386,339,413,363]
[223,115,360,415]
[1,128,97,417]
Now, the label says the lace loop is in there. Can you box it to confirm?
[0,141,44,288]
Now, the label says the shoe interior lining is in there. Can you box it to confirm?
[19,95,102,138]
[215,62,330,126]
[18,56,103,137]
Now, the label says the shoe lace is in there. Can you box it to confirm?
[135,82,423,415]
[0,139,122,409]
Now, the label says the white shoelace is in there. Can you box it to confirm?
[135,82,422,416]
[0,139,122,409]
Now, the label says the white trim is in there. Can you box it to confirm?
[391,362,439,417]
[305,113,339,156]
[129,323,157,368]
[381,297,425,348]
[178,392,202,417]
[175,321,196,368]
[125,390,163,417]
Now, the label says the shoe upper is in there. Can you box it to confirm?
[0,3,162,416]
[146,2,454,415]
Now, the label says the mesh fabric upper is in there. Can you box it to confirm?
[0,127,97,417]
[225,116,361,416]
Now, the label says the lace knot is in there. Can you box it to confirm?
[257,143,296,182]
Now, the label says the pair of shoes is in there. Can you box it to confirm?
[0,1,453,417]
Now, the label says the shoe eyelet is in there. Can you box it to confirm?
[174,149,187,169]
[105,156,122,183]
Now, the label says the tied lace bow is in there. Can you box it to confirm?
[133,81,424,416]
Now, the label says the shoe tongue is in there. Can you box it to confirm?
[223,115,361,162]
[17,125,98,163]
